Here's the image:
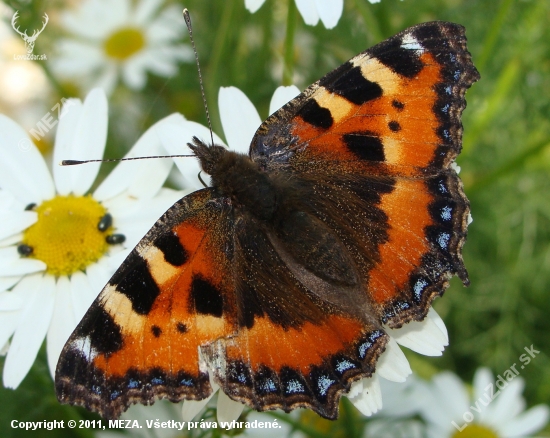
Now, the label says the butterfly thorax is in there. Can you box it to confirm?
[189,137,280,221]
[188,137,361,290]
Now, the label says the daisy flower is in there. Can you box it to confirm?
[245,0,344,29]
[50,0,193,94]
[417,367,550,438]
[0,88,187,389]
[157,85,453,422]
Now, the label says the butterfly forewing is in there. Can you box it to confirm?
[250,21,477,328]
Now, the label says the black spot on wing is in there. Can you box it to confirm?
[110,251,160,315]
[388,121,401,132]
[392,100,405,110]
[351,176,395,205]
[154,231,189,266]
[176,322,187,333]
[297,99,333,129]
[151,325,162,337]
[189,274,223,317]
[74,302,123,355]
[342,131,385,161]
[370,36,424,78]
[319,63,383,105]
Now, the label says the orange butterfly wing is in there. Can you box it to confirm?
[250,21,478,327]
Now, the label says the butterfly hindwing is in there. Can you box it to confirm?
[56,189,389,419]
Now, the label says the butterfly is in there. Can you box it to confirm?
[55,21,479,420]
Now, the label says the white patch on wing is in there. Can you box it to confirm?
[71,336,98,360]
[401,33,424,53]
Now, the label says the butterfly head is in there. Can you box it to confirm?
[187,136,228,175]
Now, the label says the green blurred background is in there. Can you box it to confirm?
[0,0,549,436]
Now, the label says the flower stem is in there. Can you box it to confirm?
[282,0,297,85]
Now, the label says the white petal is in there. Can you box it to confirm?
[93,64,119,96]
[428,308,449,344]
[53,98,84,195]
[294,0,320,26]
[0,211,37,241]
[156,114,224,186]
[0,115,55,204]
[0,247,46,276]
[61,0,128,38]
[121,53,150,90]
[133,0,163,25]
[387,308,448,356]
[0,233,24,248]
[473,367,494,422]
[269,85,301,115]
[0,290,24,310]
[181,382,220,421]
[366,418,425,438]
[376,337,411,382]
[94,114,175,201]
[147,6,187,43]
[70,271,96,321]
[501,404,550,437]
[46,277,76,379]
[0,309,20,357]
[315,0,343,29]
[139,53,179,78]
[0,276,39,355]
[419,372,469,431]
[107,189,183,250]
[425,425,447,438]
[378,376,422,417]
[3,274,55,388]
[216,391,245,423]
[484,377,525,428]
[85,260,113,297]
[70,88,109,195]
[54,90,109,195]
[347,378,363,399]
[50,41,104,76]
[348,375,382,416]
[219,87,261,153]
[0,276,21,293]
[245,0,267,13]
[153,116,202,184]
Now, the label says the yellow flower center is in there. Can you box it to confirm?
[104,27,145,60]
[22,195,112,276]
[452,424,499,438]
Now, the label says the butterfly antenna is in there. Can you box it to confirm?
[61,155,194,166]
[183,9,215,148]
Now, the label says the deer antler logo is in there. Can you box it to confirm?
[11,11,49,54]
